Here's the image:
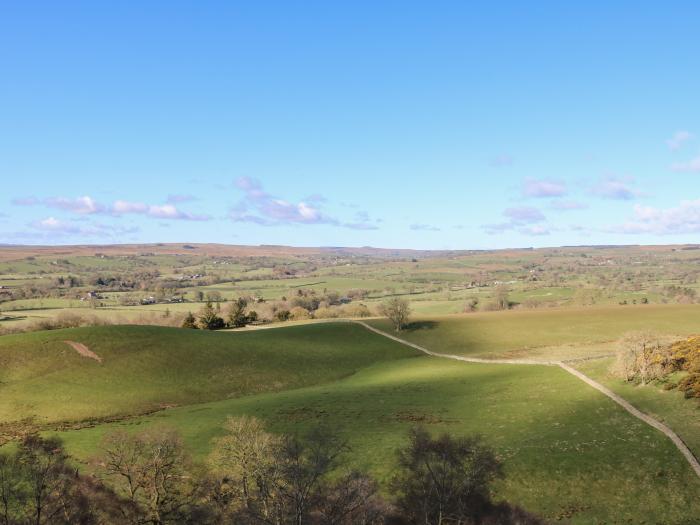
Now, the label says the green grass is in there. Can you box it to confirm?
[575,357,700,460]
[0,323,419,424]
[4,314,700,523]
[52,355,700,524]
[368,304,700,359]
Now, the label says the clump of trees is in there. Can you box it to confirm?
[665,336,700,398]
[0,435,129,524]
[206,417,386,524]
[0,424,544,524]
[612,332,700,397]
[182,299,258,330]
[483,285,511,312]
[379,297,411,332]
[612,332,670,384]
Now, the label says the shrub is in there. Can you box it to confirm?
[182,312,198,329]
[611,332,673,384]
[288,306,311,321]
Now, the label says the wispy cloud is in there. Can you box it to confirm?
[609,200,700,234]
[229,177,376,230]
[166,194,197,204]
[30,217,140,237]
[112,201,210,221]
[591,176,643,200]
[503,206,546,223]
[12,196,40,206]
[517,224,550,236]
[344,222,380,230]
[483,206,549,236]
[666,130,692,151]
[410,223,441,231]
[230,177,334,226]
[671,156,700,173]
[550,199,588,210]
[522,178,567,198]
[45,196,104,214]
[11,194,210,221]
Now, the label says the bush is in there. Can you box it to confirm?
[182,312,197,329]
[289,306,311,321]
[667,336,700,398]
[341,302,371,318]
[198,302,225,330]
[611,332,674,384]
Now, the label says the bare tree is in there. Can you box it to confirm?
[494,285,510,310]
[1,435,127,525]
[99,427,194,524]
[207,419,387,525]
[208,416,279,513]
[612,331,671,384]
[379,297,411,332]
[391,428,503,525]
[316,471,386,525]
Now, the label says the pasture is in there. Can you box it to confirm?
[1,317,700,523]
[368,304,700,360]
[2,245,700,522]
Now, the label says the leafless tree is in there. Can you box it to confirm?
[99,427,194,524]
[379,298,411,332]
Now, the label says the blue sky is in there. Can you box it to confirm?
[2,2,700,249]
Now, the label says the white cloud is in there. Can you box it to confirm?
[483,206,548,235]
[518,224,550,236]
[113,200,209,220]
[30,217,140,237]
[503,206,545,223]
[591,176,643,200]
[230,177,333,226]
[410,223,441,231]
[550,200,588,210]
[11,194,210,221]
[610,200,700,234]
[671,156,700,173]
[230,177,376,230]
[522,178,567,198]
[45,195,103,214]
[112,200,149,214]
[36,216,75,232]
[666,131,692,151]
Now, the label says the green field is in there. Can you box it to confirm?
[0,323,415,425]
[575,357,700,461]
[2,319,700,523]
[368,304,700,360]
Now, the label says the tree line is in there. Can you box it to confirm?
[0,420,544,525]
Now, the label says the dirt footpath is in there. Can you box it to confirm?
[63,340,102,363]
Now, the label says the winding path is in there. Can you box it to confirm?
[352,321,700,480]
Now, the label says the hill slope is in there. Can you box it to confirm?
[0,323,419,425]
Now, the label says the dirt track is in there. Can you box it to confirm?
[63,340,102,363]
[354,321,700,480]
[230,318,700,479]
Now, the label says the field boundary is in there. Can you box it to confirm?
[352,321,700,480]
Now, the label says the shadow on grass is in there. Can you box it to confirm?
[404,320,439,332]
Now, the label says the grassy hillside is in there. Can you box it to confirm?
[0,323,419,425]
[368,304,700,359]
[53,356,700,524]
[576,357,700,460]
[3,318,700,522]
